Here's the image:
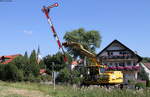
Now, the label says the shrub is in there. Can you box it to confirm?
[17,70,24,81]
[0,64,6,80]
[40,75,52,81]
[0,64,24,81]
[135,82,146,89]
[146,80,150,87]
[27,73,36,82]
[56,68,70,84]
[70,70,83,85]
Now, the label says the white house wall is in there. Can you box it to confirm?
[107,43,124,50]
[97,40,141,82]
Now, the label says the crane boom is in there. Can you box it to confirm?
[62,42,101,66]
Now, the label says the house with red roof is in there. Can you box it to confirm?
[0,54,21,64]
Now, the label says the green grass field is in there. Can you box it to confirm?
[0,81,150,97]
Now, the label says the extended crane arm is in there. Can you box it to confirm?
[62,42,95,58]
[62,42,101,66]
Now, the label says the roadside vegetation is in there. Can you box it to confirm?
[0,81,150,97]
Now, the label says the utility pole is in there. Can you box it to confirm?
[52,62,55,90]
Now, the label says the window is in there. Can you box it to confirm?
[107,52,110,56]
[119,63,125,67]
[127,61,131,66]
[115,63,118,67]
[107,52,113,56]
[119,52,123,54]
[111,52,113,55]
[133,62,136,66]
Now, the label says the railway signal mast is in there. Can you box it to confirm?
[42,3,67,62]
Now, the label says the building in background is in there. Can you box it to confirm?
[97,40,142,83]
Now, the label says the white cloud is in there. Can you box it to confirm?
[24,30,33,35]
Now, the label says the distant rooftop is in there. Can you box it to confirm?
[0,54,21,64]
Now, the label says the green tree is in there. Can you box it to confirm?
[30,50,37,65]
[29,50,40,77]
[43,52,72,72]
[9,54,30,79]
[56,68,83,85]
[63,28,102,59]
[70,69,83,85]
[10,56,26,70]
[39,60,46,69]
[56,68,70,84]
[138,68,149,80]
[24,51,28,60]
[0,64,6,80]
[0,64,24,81]
[142,57,150,63]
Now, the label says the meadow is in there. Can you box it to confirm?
[0,81,149,97]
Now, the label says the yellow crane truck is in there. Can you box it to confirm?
[62,42,123,86]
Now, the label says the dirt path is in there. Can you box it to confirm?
[0,86,51,97]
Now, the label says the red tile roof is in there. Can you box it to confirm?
[71,61,78,65]
[143,63,150,70]
[0,54,21,64]
[40,69,46,74]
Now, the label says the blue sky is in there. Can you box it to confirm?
[0,0,150,57]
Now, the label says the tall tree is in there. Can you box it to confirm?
[142,57,150,63]
[63,28,102,59]
[43,52,72,72]
[29,50,40,77]
[24,51,28,60]
[30,50,37,65]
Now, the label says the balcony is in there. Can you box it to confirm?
[101,55,138,62]
[106,66,140,71]
[102,55,134,59]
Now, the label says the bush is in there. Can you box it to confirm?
[146,80,150,87]
[0,64,6,80]
[40,75,52,81]
[5,64,18,81]
[128,80,136,85]
[135,82,146,89]
[56,68,83,85]
[70,70,83,85]
[0,64,24,81]
[26,73,36,82]
[17,70,24,81]
[56,68,70,84]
